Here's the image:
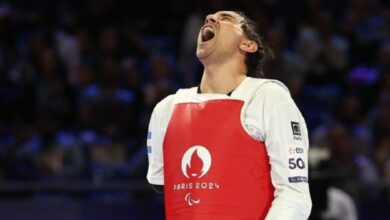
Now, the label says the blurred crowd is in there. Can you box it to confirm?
[0,0,389,217]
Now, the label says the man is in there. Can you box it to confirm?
[147,11,312,219]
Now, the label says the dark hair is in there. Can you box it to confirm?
[235,11,267,78]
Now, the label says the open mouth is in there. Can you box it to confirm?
[201,26,215,42]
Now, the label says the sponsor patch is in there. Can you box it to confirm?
[288,147,304,155]
[291,122,301,136]
[288,176,308,183]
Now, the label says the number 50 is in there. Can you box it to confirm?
[289,158,305,169]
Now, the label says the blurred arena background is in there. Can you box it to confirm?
[0,0,388,219]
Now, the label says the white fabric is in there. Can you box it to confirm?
[147,77,312,219]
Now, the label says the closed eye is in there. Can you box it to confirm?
[219,13,234,22]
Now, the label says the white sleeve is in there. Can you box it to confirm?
[146,95,174,185]
[265,102,312,219]
[245,82,312,219]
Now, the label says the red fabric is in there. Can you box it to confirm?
[163,100,274,220]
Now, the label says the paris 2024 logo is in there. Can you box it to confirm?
[175,145,220,206]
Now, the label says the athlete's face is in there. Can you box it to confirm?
[196,11,249,61]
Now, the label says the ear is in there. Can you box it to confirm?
[239,40,258,53]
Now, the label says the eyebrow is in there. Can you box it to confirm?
[219,13,235,20]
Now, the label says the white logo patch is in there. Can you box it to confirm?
[181,145,211,179]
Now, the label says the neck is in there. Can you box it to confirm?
[199,59,247,94]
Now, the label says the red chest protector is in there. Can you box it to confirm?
[163,99,274,220]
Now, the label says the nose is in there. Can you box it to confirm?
[205,14,217,24]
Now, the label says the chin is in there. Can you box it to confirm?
[196,45,215,61]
